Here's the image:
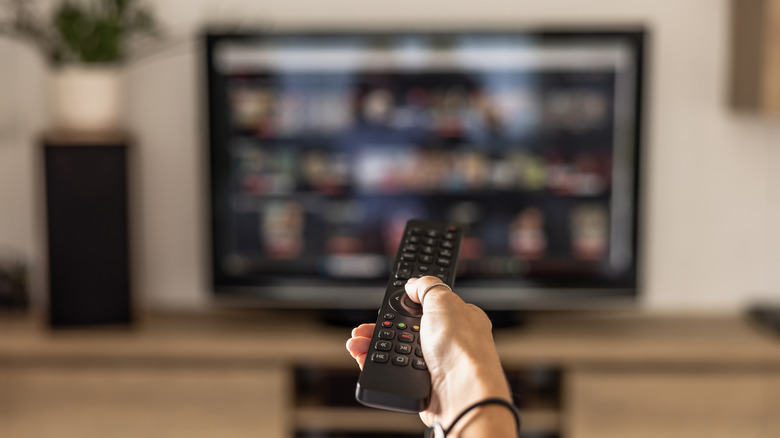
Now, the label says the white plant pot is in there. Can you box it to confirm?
[50,65,123,133]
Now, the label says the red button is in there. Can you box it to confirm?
[382,321,393,328]
[399,333,415,343]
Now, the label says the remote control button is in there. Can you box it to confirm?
[382,321,393,328]
[421,246,435,255]
[436,273,447,281]
[393,355,410,366]
[407,235,420,244]
[401,253,416,261]
[410,227,423,235]
[389,290,423,317]
[383,313,395,320]
[420,255,434,264]
[417,265,429,273]
[436,258,451,267]
[402,294,422,311]
[403,245,418,253]
[411,325,420,332]
[375,341,392,351]
[412,358,427,370]
[396,343,412,354]
[415,347,424,357]
[424,237,436,246]
[439,249,453,258]
[441,240,454,249]
[426,230,439,237]
[399,332,415,343]
[378,330,395,340]
[447,225,458,232]
[371,352,389,363]
[395,268,412,279]
[393,280,404,286]
[444,232,456,240]
[396,322,407,330]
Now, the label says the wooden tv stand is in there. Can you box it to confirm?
[1,311,779,438]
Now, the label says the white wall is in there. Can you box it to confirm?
[1,0,779,312]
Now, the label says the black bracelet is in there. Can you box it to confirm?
[423,397,522,437]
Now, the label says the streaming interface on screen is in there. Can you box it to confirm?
[210,33,639,288]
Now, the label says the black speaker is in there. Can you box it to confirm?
[44,135,132,327]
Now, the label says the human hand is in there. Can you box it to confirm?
[346,276,514,435]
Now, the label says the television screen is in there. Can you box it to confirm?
[205,30,644,309]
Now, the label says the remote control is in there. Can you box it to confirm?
[355,219,464,413]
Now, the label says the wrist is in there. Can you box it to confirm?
[446,402,519,438]
[433,359,511,426]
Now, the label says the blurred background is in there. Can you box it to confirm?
[1,1,780,438]
[1,0,779,312]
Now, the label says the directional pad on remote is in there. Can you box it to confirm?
[388,289,423,317]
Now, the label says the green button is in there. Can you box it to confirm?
[397,323,407,330]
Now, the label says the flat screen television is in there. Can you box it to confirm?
[205,29,645,310]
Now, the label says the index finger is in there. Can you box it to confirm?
[350,323,375,339]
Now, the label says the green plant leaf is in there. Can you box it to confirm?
[4,0,161,65]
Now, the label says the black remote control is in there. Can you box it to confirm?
[355,219,464,413]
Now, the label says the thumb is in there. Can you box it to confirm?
[404,276,452,307]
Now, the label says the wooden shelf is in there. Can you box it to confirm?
[295,407,425,433]
[2,312,780,438]
[3,312,779,366]
[294,407,560,434]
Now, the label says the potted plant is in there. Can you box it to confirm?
[0,0,160,132]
